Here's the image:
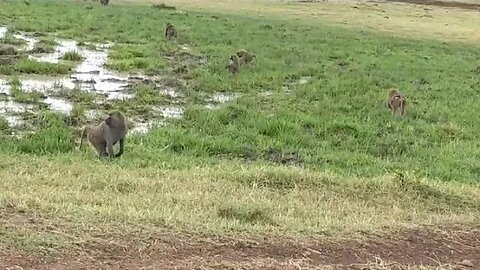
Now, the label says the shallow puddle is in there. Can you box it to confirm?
[0,26,7,39]
[161,87,181,98]
[0,100,34,126]
[43,97,73,115]
[29,39,78,64]
[210,92,239,103]
[129,120,165,134]
[154,106,184,119]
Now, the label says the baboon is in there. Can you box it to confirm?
[227,54,239,76]
[79,111,128,158]
[165,22,177,40]
[236,49,256,65]
[386,88,407,116]
[100,0,109,5]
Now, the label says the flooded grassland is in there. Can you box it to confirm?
[0,26,238,136]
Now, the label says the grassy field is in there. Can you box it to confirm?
[0,0,479,268]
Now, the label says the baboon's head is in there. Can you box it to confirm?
[105,111,124,127]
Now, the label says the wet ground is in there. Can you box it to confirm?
[0,26,239,135]
[0,225,478,269]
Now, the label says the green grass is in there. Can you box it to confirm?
[0,116,11,135]
[0,58,73,75]
[0,0,479,255]
[61,50,82,61]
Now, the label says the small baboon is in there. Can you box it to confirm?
[227,54,239,76]
[165,22,177,40]
[79,111,128,158]
[386,88,407,116]
[236,49,256,65]
[100,0,109,5]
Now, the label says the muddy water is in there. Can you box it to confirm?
[154,106,184,119]
[0,33,136,120]
[0,100,34,126]
[0,26,242,135]
[43,97,73,115]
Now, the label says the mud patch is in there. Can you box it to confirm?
[0,225,478,269]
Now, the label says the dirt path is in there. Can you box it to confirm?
[384,0,480,10]
[0,225,479,269]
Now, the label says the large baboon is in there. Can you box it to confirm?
[80,111,128,158]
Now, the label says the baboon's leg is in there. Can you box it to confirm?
[105,137,115,158]
[115,138,124,158]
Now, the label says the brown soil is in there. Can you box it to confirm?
[383,0,480,11]
[0,225,479,269]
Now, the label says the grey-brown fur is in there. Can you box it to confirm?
[165,22,177,40]
[236,49,256,65]
[386,88,407,116]
[227,54,239,76]
[79,111,128,158]
[100,0,109,5]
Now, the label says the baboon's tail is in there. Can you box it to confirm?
[79,127,88,150]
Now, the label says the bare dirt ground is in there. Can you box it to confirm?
[0,225,478,269]
[384,0,480,10]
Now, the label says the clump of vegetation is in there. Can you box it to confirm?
[132,83,164,105]
[9,77,45,104]
[151,3,176,10]
[11,87,44,104]
[13,58,72,75]
[217,205,274,225]
[30,37,56,53]
[62,50,83,62]
[0,116,11,135]
[0,34,26,46]
[57,86,96,104]
[0,45,18,55]
[18,111,75,154]
[66,104,86,126]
